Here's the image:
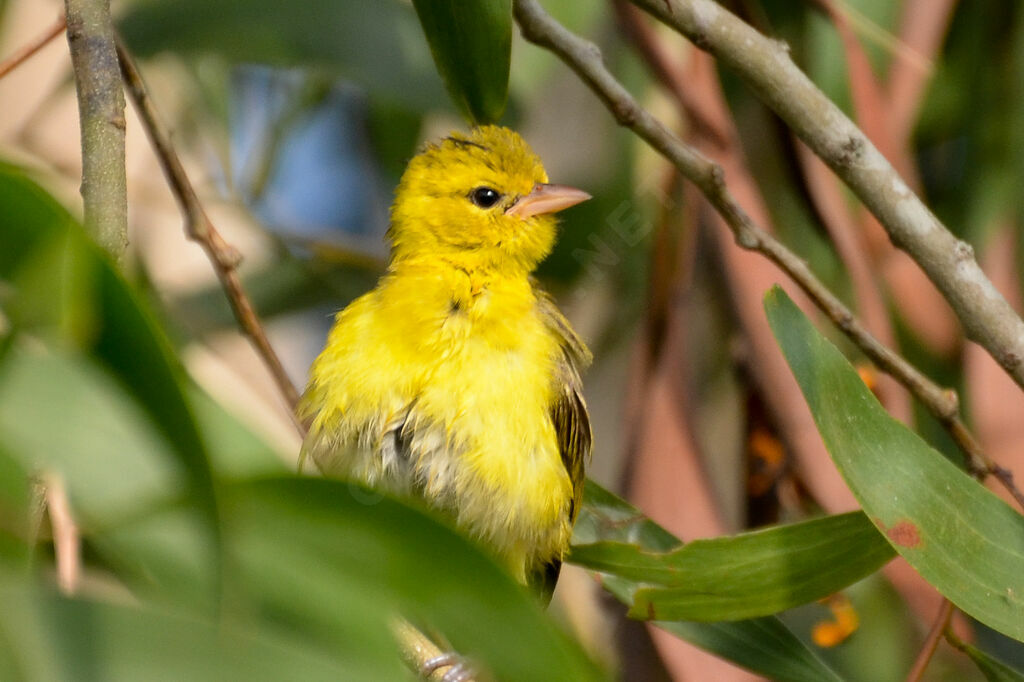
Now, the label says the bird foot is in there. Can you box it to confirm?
[420,651,476,682]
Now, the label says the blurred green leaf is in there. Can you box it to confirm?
[0,583,379,681]
[118,0,448,111]
[0,348,183,523]
[765,286,1024,643]
[571,511,894,622]
[223,476,605,682]
[575,482,844,682]
[955,638,1024,682]
[0,165,224,599]
[411,0,511,123]
[0,445,30,569]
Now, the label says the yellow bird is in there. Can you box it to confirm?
[300,125,592,598]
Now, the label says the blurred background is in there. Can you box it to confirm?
[2,0,1024,679]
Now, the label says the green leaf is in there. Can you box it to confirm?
[411,0,511,123]
[0,445,30,570]
[0,583,388,681]
[575,481,844,682]
[0,349,184,524]
[765,286,1024,643]
[571,511,894,622]
[224,476,605,682]
[0,165,224,600]
[955,638,1024,682]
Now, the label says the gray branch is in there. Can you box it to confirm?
[630,0,1024,388]
[512,0,1024,508]
[64,0,127,258]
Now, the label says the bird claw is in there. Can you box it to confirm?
[421,652,476,682]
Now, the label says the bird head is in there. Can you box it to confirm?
[388,125,590,273]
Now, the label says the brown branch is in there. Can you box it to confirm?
[43,473,80,595]
[114,39,305,433]
[0,14,66,80]
[611,0,728,149]
[512,0,1024,511]
[905,598,954,682]
[64,0,128,258]
[628,0,1024,394]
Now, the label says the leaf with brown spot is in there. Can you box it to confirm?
[767,288,1024,643]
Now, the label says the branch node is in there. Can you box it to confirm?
[1000,350,1022,373]
[770,37,792,56]
[953,240,974,262]
[611,99,638,126]
[708,162,726,188]
[940,389,960,417]
[835,135,865,167]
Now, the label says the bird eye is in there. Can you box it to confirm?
[469,187,502,208]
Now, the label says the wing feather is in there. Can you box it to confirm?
[533,288,592,599]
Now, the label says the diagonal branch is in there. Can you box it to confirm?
[511,0,1024,511]
[628,0,1024,393]
[115,39,304,432]
[905,599,954,682]
[0,14,66,80]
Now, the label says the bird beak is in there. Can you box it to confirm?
[505,183,591,218]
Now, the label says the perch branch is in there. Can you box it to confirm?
[392,618,474,682]
[63,0,127,257]
[115,38,304,431]
[0,14,66,80]
[628,0,1024,393]
[512,0,1024,511]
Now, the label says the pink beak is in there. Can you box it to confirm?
[505,183,591,218]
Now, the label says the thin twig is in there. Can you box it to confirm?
[0,14,66,80]
[114,38,305,433]
[43,473,81,595]
[512,0,1024,510]
[628,0,1024,394]
[905,598,954,682]
[64,0,128,257]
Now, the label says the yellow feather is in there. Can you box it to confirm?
[300,126,591,589]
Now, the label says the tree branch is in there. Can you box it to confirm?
[511,0,1024,511]
[628,0,1024,392]
[115,39,305,431]
[0,14,66,80]
[905,598,953,682]
[63,0,127,258]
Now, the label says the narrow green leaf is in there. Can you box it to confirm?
[571,511,894,621]
[226,477,606,682]
[0,583,386,681]
[765,286,1024,643]
[412,0,511,123]
[0,165,224,601]
[0,445,30,570]
[576,481,844,682]
[955,639,1024,682]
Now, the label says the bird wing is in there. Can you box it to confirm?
[534,288,592,599]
